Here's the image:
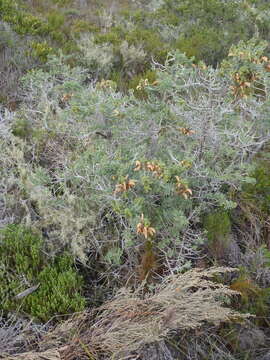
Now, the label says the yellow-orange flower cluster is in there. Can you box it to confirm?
[61,93,73,102]
[134,161,163,177]
[260,56,270,72]
[96,79,116,91]
[230,72,256,98]
[175,176,192,199]
[136,214,156,239]
[136,78,149,91]
[230,55,270,98]
[136,79,159,91]
[249,55,270,69]
[180,160,192,168]
[178,127,195,136]
[114,176,136,194]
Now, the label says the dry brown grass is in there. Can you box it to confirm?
[29,267,251,360]
[4,349,61,360]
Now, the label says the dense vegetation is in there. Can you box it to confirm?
[1,0,270,359]
[1,0,270,103]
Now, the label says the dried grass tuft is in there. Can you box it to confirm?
[4,349,61,360]
[45,267,250,359]
[0,312,45,358]
[5,268,251,360]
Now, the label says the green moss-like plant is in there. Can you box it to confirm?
[12,118,33,139]
[0,224,86,322]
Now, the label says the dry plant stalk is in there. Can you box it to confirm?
[4,349,61,360]
[40,267,251,360]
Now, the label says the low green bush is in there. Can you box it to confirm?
[126,27,167,62]
[11,118,33,139]
[47,11,65,31]
[95,29,123,46]
[71,20,99,35]
[230,273,270,318]
[128,69,157,98]
[3,11,50,36]
[203,211,231,260]
[30,41,54,62]
[153,0,255,65]
[0,224,86,322]
[242,161,270,216]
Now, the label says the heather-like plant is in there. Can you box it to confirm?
[0,224,85,322]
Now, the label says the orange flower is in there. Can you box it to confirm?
[176,185,192,199]
[114,176,136,194]
[61,93,73,102]
[136,214,156,239]
[265,63,270,72]
[134,160,163,177]
[260,56,268,63]
[134,161,142,171]
[178,127,195,136]
[180,160,192,168]
[175,176,192,199]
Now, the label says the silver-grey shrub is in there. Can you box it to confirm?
[1,40,269,281]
